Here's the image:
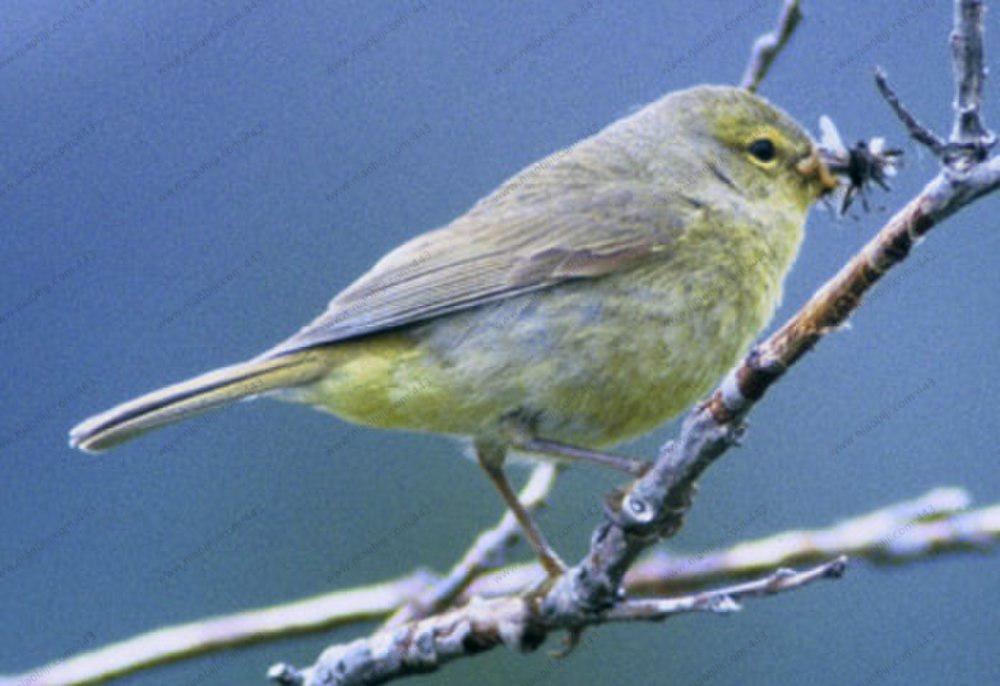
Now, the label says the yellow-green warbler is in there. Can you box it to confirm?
[70,85,836,575]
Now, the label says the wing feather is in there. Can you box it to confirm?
[266,159,693,356]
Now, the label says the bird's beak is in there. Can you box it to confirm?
[796,148,839,194]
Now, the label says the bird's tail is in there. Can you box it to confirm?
[68,351,327,453]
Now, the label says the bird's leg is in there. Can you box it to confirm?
[475,442,566,578]
[513,437,650,477]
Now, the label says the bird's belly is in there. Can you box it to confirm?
[298,261,775,449]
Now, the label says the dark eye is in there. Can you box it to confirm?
[748,138,776,162]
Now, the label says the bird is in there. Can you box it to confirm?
[69,85,837,577]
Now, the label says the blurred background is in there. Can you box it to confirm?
[1,1,997,684]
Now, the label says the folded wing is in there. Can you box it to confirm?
[266,162,692,357]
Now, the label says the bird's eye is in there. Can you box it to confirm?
[747,138,776,163]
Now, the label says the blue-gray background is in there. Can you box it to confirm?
[1,1,997,684]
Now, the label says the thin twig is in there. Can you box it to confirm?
[739,0,802,92]
[874,68,948,156]
[604,556,847,622]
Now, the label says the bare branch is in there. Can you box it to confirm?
[268,558,847,686]
[877,0,996,165]
[7,488,998,686]
[605,556,846,622]
[739,0,802,92]
[874,68,948,156]
[950,0,994,147]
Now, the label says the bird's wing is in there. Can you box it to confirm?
[266,180,692,356]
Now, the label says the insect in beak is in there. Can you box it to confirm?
[815,115,903,215]
[796,149,839,194]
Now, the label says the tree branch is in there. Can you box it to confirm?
[877,0,996,167]
[603,556,847,622]
[6,487,997,686]
[739,0,802,92]
[268,558,847,686]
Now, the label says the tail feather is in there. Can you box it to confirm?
[68,352,326,453]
